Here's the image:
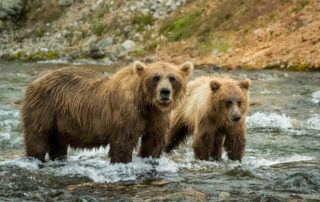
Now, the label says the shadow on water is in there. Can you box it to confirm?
[0,62,320,201]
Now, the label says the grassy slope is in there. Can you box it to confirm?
[3,0,320,70]
[151,0,320,70]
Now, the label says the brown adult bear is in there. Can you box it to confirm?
[165,76,251,162]
[21,61,193,163]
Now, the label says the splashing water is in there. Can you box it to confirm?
[1,63,320,201]
[246,112,293,129]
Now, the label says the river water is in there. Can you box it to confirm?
[0,61,319,201]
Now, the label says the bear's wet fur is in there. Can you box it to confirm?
[21,61,193,163]
[165,76,251,162]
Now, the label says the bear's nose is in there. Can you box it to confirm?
[160,88,171,99]
[232,115,241,122]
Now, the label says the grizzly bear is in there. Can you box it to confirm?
[21,61,193,163]
[165,76,251,162]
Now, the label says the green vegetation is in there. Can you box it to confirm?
[91,20,106,36]
[7,50,59,62]
[289,63,310,71]
[160,10,201,42]
[196,36,230,56]
[131,13,155,32]
[46,10,63,23]
[26,1,43,21]
[34,25,46,38]
[94,4,110,19]
[46,50,58,60]
[76,54,88,60]
[300,0,310,8]
[26,1,63,23]
[267,13,276,22]
[292,0,310,13]
[132,49,144,56]
[146,40,159,51]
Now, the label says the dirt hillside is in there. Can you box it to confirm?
[0,0,319,70]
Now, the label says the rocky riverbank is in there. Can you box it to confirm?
[0,0,319,70]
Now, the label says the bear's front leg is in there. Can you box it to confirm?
[109,134,139,163]
[138,120,168,158]
[138,131,165,158]
[224,124,246,162]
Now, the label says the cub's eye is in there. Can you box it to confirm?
[152,75,160,82]
[237,100,242,107]
[225,100,232,108]
[169,76,176,83]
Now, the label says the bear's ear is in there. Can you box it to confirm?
[179,61,193,77]
[133,61,147,76]
[210,80,221,92]
[238,79,251,91]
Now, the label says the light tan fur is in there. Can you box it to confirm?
[165,76,251,162]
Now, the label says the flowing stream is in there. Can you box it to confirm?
[0,61,319,201]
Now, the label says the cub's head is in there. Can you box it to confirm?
[133,61,193,111]
[209,78,251,124]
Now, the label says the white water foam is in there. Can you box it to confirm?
[0,159,41,171]
[246,112,293,129]
[311,91,320,104]
[306,115,320,130]
[260,89,281,94]
[0,147,179,183]
[244,154,314,167]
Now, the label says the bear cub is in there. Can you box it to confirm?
[165,76,251,162]
[21,61,193,163]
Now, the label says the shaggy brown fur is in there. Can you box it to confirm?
[165,76,251,162]
[21,61,193,163]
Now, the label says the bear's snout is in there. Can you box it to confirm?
[232,114,241,122]
[160,88,171,101]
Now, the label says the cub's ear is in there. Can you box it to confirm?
[133,61,147,76]
[210,80,221,92]
[238,79,251,91]
[179,61,193,77]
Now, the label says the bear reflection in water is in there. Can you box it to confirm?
[21,61,193,163]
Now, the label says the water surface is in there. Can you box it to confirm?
[0,62,319,201]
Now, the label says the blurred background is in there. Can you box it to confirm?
[0,0,319,70]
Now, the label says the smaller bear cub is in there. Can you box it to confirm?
[165,76,251,162]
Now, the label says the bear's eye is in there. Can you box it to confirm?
[152,75,160,83]
[225,100,232,108]
[169,76,176,83]
[237,100,241,107]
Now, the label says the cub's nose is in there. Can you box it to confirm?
[232,115,241,122]
[160,88,171,100]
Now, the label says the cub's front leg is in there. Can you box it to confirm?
[224,123,246,162]
[192,128,214,161]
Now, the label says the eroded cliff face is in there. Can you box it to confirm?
[0,0,319,70]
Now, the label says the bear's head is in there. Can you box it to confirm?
[209,78,251,125]
[133,61,193,112]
